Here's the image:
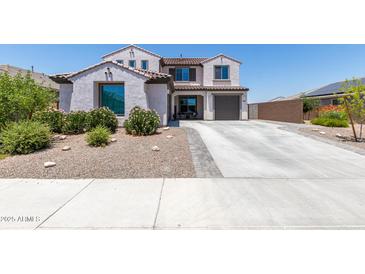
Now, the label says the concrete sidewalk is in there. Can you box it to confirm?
[1,178,365,229]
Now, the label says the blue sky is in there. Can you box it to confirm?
[1,44,365,102]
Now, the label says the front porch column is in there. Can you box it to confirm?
[204,92,214,120]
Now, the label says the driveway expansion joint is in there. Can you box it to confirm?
[34,179,95,230]
[152,178,165,229]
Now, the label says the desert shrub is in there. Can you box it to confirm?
[62,111,88,134]
[0,72,56,128]
[124,106,160,136]
[0,121,51,154]
[311,117,349,127]
[319,110,348,120]
[86,126,110,147]
[86,107,118,133]
[311,110,349,127]
[32,108,65,133]
[318,105,344,113]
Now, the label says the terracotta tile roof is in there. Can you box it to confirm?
[174,85,249,91]
[102,44,161,59]
[50,61,172,84]
[161,58,209,66]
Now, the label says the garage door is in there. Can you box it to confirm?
[214,95,240,120]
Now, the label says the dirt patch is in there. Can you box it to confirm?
[0,128,196,178]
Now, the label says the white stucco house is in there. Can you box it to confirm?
[50,45,249,125]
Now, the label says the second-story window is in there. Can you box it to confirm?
[214,65,229,80]
[141,60,149,70]
[116,60,124,64]
[129,60,136,68]
[176,68,190,81]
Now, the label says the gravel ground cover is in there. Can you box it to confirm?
[298,123,365,151]
[0,128,196,178]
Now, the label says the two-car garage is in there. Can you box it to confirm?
[214,95,240,120]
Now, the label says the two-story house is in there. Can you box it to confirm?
[50,45,249,125]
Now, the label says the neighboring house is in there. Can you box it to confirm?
[50,45,249,126]
[305,77,365,105]
[272,77,365,106]
[0,64,59,90]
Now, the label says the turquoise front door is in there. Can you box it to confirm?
[100,84,125,115]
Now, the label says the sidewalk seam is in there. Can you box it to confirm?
[152,178,165,229]
[34,179,95,230]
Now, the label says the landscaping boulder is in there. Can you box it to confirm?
[166,135,174,139]
[163,127,170,131]
[44,161,56,168]
[110,138,117,142]
[59,135,67,140]
[62,146,71,151]
[319,131,326,135]
[152,146,160,151]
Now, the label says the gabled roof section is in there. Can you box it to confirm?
[50,61,171,84]
[200,54,242,64]
[102,44,161,59]
[161,58,209,66]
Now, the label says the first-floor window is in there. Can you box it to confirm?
[214,65,229,80]
[179,96,197,113]
[129,60,136,68]
[100,84,125,116]
[141,60,149,70]
[176,68,190,81]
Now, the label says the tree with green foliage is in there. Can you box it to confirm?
[340,78,365,141]
[302,96,320,120]
[0,72,56,129]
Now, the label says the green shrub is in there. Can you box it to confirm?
[32,108,65,133]
[311,110,349,127]
[320,111,348,120]
[0,72,56,128]
[124,106,160,136]
[62,111,88,134]
[86,107,118,133]
[86,126,111,147]
[0,121,51,154]
[311,117,349,127]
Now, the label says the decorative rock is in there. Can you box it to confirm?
[319,131,326,135]
[312,128,319,131]
[166,135,174,139]
[62,146,71,151]
[163,127,170,131]
[335,133,342,138]
[152,146,160,151]
[59,135,67,140]
[44,162,56,168]
[110,138,117,142]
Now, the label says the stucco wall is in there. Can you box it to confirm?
[103,46,160,72]
[59,83,73,112]
[203,56,240,86]
[145,84,169,126]
[68,63,148,119]
[161,65,203,86]
[249,99,303,123]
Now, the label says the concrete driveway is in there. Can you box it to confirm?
[181,120,365,178]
